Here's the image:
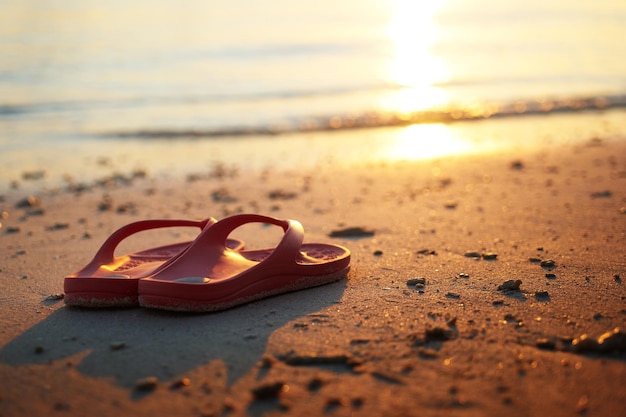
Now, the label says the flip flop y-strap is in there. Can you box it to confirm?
[193,214,304,264]
[89,218,214,267]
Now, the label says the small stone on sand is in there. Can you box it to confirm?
[251,381,285,400]
[407,277,426,286]
[45,293,64,301]
[46,223,69,231]
[536,338,556,350]
[329,227,375,238]
[535,290,550,300]
[135,376,159,391]
[15,196,40,208]
[170,377,191,389]
[110,341,126,350]
[498,279,522,292]
[590,190,612,198]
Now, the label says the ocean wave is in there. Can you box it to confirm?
[100,93,626,139]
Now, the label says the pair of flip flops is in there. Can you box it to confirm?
[64,214,350,312]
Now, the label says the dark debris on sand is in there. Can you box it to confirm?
[329,227,375,238]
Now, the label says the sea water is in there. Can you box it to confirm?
[1,0,625,191]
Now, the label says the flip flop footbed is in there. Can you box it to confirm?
[138,242,350,312]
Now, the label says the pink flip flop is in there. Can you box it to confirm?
[64,218,245,307]
[138,214,350,312]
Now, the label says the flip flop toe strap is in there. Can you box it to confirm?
[91,218,214,265]
[197,214,304,265]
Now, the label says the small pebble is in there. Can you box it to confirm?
[170,377,191,389]
[268,190,297,200]
[576,395,589,413]
[529,257,542,263]
[135,376,159,391]
[251,382,286,400]
[26,208,45,217]
[110,341,126,350]
[545,273,557,279]
[498,280,522,292]
[46,223,69,231]
[15,196,40,208]
[407,277,426,286]
[590,190,612,198]
[536,338,556,350]
[464,251,481,258]
[45,293,64,301]
[373,250,383,256]
[503,313,516,322]
[482,252,498,260]
[329,227,375,238]
[446,292,461,299]
[535,290,550,300]
[53,402,70,411]
[459,273,470,279]
[540,260,556,269]
[116,202,136,214]
[98,196,113,211]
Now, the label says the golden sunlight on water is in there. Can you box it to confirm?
[382,1,466,161]
[386,124,474,160]
[383,0,450,113]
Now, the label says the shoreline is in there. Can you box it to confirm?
[1,132,625,416]
[3,108,626,197]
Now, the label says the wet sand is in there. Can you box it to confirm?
[0,135,625,416]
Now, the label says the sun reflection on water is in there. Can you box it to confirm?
[386,124,473,161]
[383,1,472,160]
[384,0,450,113]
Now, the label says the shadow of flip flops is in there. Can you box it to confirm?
[0,280,346,389]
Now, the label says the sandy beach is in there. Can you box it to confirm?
[1,132,625,416]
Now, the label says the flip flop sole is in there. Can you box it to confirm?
[64,275,140,307]
[64,292,138,308]
[138,266,349,312]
